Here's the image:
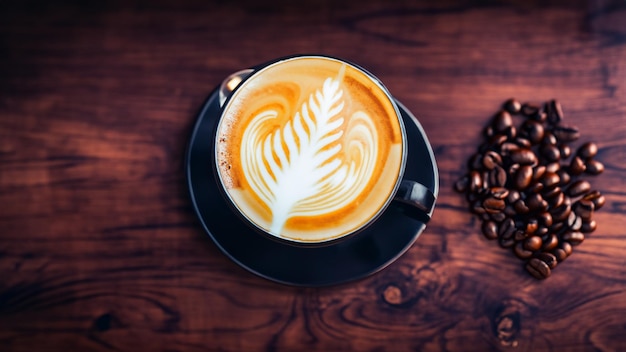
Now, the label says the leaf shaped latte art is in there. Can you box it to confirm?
[240,76,378,236]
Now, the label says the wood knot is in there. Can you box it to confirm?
[493,299,527,347]
[93,313,114,332]
[382,285,403,305]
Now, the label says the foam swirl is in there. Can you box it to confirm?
[240,75,378,236]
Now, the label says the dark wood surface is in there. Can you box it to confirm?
[1,1,625,351]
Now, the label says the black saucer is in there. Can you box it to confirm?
[186,89,439,287]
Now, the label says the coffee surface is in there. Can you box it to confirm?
[216,57,404,242]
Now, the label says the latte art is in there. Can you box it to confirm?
[216,56,404,242]
[241,74,378,235]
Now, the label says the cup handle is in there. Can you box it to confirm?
[218,69,254,107]
[394,180,436,222]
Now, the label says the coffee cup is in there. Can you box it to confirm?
[213,55,435,245]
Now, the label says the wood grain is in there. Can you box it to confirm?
[1,0,625,351]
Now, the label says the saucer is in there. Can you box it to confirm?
[186,88,439,287]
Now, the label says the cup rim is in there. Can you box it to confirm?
[213,54,408,247]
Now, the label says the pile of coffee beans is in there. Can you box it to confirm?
[454,99,605,279]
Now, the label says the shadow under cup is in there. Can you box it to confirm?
[212,55,436,246]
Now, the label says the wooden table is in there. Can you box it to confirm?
[1,1,625,351]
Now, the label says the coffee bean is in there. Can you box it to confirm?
[514,242,533,259]
[547,100,564,125]
[567,180,591,197]
[546,190,565,208]
[581,219,597,233]
[514,165,534,189]
[562,231,584,245]
[526,193,546,212]
[542,132,557,146]
[535,226,549,237]
[490,212,507,223]
[472,200,486,214]
[585,160,604,175]
[493,110,513,132]
[550,202,571,222]
[559,144,571,159]
[553,248,568,262]
[514,199,530,214]
[482,151,502,170]
[490,187,509,200]
[521,103,540,117]
[541,172,560,189]
[482,220,498,240]
[573,199,595,220]
[499,237,516,248]
[527,182,544,193]
[545,162,560,174]
[490,166,507,187]
[483,197,506,211]
[526,258,551,279]
[553,125,580,142]
[537,212,553,227]
[484,126,495,138]
[577,142,598,159]
[583,190,605,210]
[557,169,571,186]
[541,144,560,162]
[503,98,522,114]
[511,149,538,166]
[542,234,559,251]
[560,241,573,256]
[550,221,564,233]
[503,126,517,139]
[536,252,558,269]
[515,137,532,149]
[469,171,482,192]
[507,190,521,204]
[569,156,586,175]
[520,120,544,144]
[499,218,516,239]
[532,165,546,182]
[524,236,543,251]
[525,218,539,235]
[566,212,583,231]
[504,205,517,217]
[514,229,528,241]
[489,134,508,148]
[500,142,520,155]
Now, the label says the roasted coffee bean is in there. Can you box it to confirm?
[490,166,507,187]
[542,132,557,146]
[469,171,482,192]
[490,187,509,199]
[455,175,469,192]
[488,134,508,147]
[514,165,534,189]
[526,193,546,212]
[521,103,540,117]
[581,219,597,233]
[514,242,533,259]
[482,151,502,170]
[537,212,553,227]
[507,190,521,204]
[543,186,561,198]
[559,144,571,159]
[515,137,532,149]
[553,248,568,262]
[484,125,495,138]
[553,125,580,142]
[514,199,530,214]
[541,144,560,162]
[573,199,595,220]
[583,190,606,210]
[535,226,549,237]
[562,231,585,245]
[499,218,516,239]
[482,221,498,240]
[526,258,551,280]
[550,221,564,233]
[585,159,604,175]
[541,172,560,189]
[566,212,583,231]
[547,99,564,125]
[560,241,573,256]
[503,126,516,139]
[493,110,513,132]
[547,190,565,208]
[499,237,516,248]
[557,169,571,186]
[532,165,546,182]
[520,120,544,144]
[472,200,486,214]
[504,205,517,217]
[483,197,506,211]
[490,212,507,222]
[482,213,491,221]
[524,236,543,251]
[577,142,598,159]
[569,156,586,175]
[503,98,522,114]
[511,148,538,165]
[542,234,559,251]
[551,202,571,222]
[525,218,539,235]
[536,252,558,269]
[514,229,528,241]
[567,180,591,197]
[500,142,520,155]
[545,162,560,174]
[527,182,544,193]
